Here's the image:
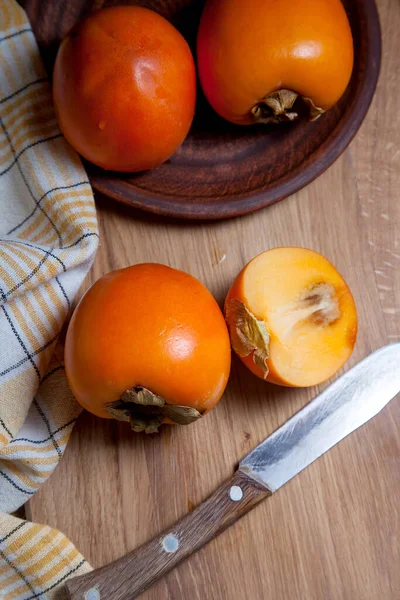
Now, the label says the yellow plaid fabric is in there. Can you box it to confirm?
[0,1,97,597]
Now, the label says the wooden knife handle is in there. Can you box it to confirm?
[65,470,270,600]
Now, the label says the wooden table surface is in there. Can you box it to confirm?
[27,0,399,598]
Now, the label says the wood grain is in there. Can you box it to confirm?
[65,471,270,599]
[20,0,380,219]
[23,0,400,598]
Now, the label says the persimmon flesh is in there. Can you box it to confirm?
[225,248,357,387]
[53,6,196,172]
[65,264,231,433]
[197,0,354,124]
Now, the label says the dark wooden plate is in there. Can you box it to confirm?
[22,0,381,219]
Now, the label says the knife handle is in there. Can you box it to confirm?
[65,470,270,600]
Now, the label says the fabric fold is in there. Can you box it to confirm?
[0,1,97,596]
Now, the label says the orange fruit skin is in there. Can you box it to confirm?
[225,248,358,387]
[53,6,196,171]
[65,264,231,419]
[197,0,354,124]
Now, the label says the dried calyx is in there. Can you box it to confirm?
[252,89,325,124]
[106,386,203,434]
[225,298,270,378]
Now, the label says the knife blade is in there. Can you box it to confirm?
[240,343,400,492]
[66,344,400,600]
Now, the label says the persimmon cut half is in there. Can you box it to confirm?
[65,264,231,433]
[225,248,357,387]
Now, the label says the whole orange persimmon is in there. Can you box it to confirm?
[225,248,357,387]
[65,264,231,433]
[53,6,196,172]
[197,0,354,125]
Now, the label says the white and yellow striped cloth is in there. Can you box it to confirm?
[0,1,98,597]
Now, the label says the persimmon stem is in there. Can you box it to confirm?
[106,386,203,434]
[252,89,325,124]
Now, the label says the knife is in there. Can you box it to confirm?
[65,343,400,600]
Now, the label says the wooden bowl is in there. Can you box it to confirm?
[23,0,381,219]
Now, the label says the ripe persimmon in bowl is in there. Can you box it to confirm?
[197,0,354,125]
[53,5,196,172]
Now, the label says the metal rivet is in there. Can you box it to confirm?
[229,485,243,501]
[162,534,179,553]
[85,588,100,600]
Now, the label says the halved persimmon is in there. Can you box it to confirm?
[65,264,231,433]
[225,248,357,387]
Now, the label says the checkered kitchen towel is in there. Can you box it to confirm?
[0,1,98,597]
